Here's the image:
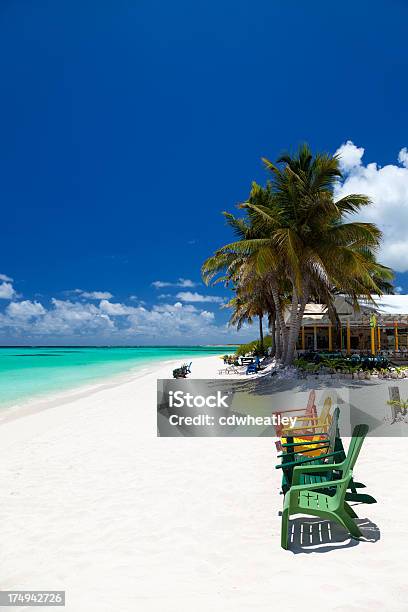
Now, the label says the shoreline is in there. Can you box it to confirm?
[0,358,180,426]
[0,354,224,426]
[0,347,235,418]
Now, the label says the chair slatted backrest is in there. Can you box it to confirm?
[318,397,332,429]
[273,390,317,440]
[306,390,317,419]
[326,406,340,452]
[296,396,332,437]
[343,424,369,471]
[330,424,368,508]
[332,426,367,508]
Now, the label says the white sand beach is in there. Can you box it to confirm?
[0,355,407,611]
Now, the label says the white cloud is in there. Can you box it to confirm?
[151,278,197,289]
[0,299,113,337]
[74,289,113,300]
[334,141,408,272]
[398,147,408,168]
[0,296,228,342]
[99,300,140,316]
[124,301,219,337]
[335,140,364,172]
[0,282,16,300]
[37,299,115,335]
[6,300,45,318]
[176,291,224,303]
[0,273,13,282]
[200,310,215,320]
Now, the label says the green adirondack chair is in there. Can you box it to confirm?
[281,424,370,550]
[276,411,376,505]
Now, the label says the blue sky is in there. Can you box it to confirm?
[1,0,408,344]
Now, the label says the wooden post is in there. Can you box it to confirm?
[377,325,381,352]
[370,326,375,355]
[328,324,332,351]
[394,321,399,351]
[346,320,351,354]
[313,325,317,351]
[340,324,343,351]
[301,326,305,350]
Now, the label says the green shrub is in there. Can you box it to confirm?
[236,335,273,357]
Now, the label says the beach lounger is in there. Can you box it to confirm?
[172,362,191,378]
[218,364,241,375]
[247,357,262,373]
[281,424,370,549]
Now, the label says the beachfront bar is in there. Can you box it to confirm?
[293,295,408,356]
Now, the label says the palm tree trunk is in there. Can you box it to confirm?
[269,313,276,357]
[284,301,307,365]
[258,313,264,354]
[284,281,309,365]
[268,275,287,361]
[283,284,298,363]
[275,313,282,359]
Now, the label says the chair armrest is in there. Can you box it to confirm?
[281,431,328,443]
[289,471,352,494]
[281,438,328,447]
[275,450,343,469]
[277,444,330,458]
[273,408,314,415]
[281,424,329,435]
[277,445,330,459]
[292,458,345,483]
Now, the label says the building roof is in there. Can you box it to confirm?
[297,294,408,327]
[363,295,408,315]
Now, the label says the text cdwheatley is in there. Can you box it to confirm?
[168,413,298,428]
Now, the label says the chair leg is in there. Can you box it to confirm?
[339,511,363,539]
[281,508,289,550]
[344,502,358,518]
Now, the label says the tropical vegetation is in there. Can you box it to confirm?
[202,144,393,365]
[235,335,273,357]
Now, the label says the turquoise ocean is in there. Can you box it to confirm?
[0,346,235,408]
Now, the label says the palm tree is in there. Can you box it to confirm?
[203,144,392,365]
[225,274,273,354]
[202,184,289,358]
[226,295,265,353]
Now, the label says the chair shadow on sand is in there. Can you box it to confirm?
[278,512,380,554]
